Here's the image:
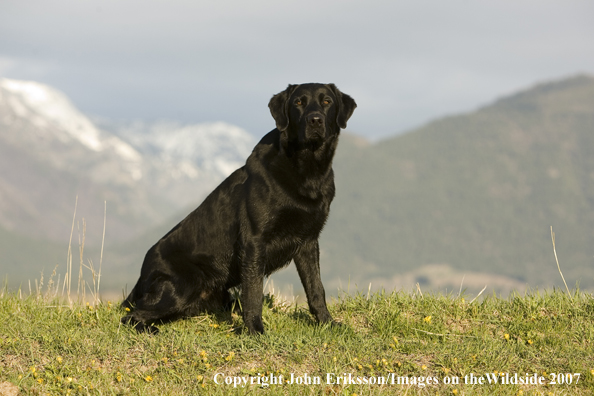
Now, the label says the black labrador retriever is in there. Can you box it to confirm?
[122,83,356,334]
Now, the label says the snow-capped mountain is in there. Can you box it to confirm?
[1,79,138,158]
[0,78,255,244]
[106,119,254,186]
[1,79,143,183]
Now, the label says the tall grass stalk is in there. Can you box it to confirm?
[97,201,106,302]
[36,197,105,305]
[551,226,572,301]
[63,195,78,304]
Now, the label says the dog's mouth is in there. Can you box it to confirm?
[298,129,326,151]
[302,112,327,143]
[305,128,325,142]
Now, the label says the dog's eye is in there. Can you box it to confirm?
[295,100,302,106]
[323,99,331,105]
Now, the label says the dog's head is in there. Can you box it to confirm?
[268,83,356,147]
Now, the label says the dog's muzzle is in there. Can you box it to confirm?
[307,113,324,128]
[304,113,326,141]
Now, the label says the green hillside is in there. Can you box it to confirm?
[2,289,594,395]
[322,75,594,293]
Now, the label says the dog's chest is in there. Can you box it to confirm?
[268,205,327,239]
[261,206,327,272]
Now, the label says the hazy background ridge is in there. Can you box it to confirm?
[2,75,594,298]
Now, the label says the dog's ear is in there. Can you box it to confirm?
[268,84,298,131]
[328,84,357,129]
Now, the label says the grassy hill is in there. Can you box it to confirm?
[321,75,594,294]
[1,288,593,395]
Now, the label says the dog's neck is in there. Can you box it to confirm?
[280,132,339,177]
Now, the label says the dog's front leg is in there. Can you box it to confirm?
[294,239,333,324]
[241,243,265,334]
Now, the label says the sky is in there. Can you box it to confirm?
[1,0,594,141]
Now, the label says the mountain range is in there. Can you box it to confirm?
[321,74,594,295]
[0,78,254,289]
[1,75,593,297]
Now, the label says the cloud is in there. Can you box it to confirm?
[2,0,594,139]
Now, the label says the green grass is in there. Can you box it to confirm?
[1,286,594,395]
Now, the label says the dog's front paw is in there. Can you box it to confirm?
[135,322,160,334]
[121,315,160,334]
[314,310,334,324]
[244,316,265,335]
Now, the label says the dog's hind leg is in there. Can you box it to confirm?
[241,248,266,334]
[121,277,184,334]
[121,281,141,309]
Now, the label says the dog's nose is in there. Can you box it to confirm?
[307,114,324,127]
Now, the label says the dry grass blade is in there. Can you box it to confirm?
[457,275,465,298]
[550,226,572,301]
[64,195,78,304]
[469,284,487,304]
[98,200,106,304]
[415,282,423,298]
[28,197,106,305]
